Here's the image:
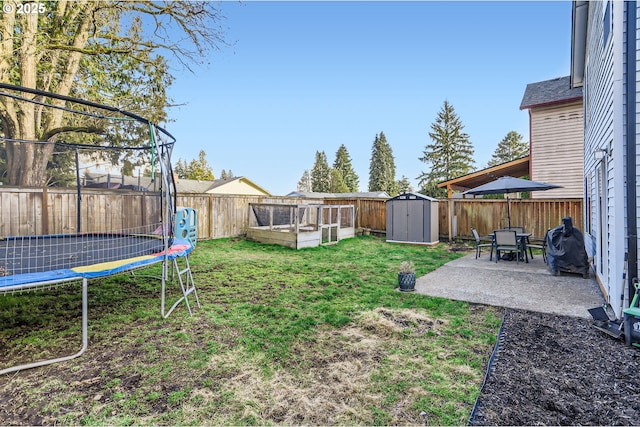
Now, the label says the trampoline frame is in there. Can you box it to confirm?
[0,84,200,375]
[0,277,88,376]
[0,225,199,376]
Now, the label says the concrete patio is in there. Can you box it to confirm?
[414,251,607,319]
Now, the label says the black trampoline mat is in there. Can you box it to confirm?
[0,234,167,276]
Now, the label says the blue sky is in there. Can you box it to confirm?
[166,1,572,196]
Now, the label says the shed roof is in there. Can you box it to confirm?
[386,192,438,202]
[520,76,583,110]
[286,191,390,199]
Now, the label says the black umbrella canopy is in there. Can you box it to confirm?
[462,176,562,196]
[462,176,562,228]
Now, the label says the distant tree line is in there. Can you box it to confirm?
[296,135,414,197]
[173,101,528,196]
[297,100,529,198]
[174,150,215,180]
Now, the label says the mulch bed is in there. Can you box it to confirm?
[470,309,640,426]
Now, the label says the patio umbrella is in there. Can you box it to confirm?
[462,176,562,228]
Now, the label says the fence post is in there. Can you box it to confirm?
[448,198,453,242]
[41,187,49,235]
[208,194,214,240]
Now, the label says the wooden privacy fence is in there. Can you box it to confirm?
[322,198,387,232]
[0,187,583,242]
[0,186,322,239]
[318,197,583,240]
[439,198,584,240]
[0,187,163,237]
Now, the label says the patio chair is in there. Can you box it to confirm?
[471,227,494,259]
[508,226,532,259]
[494,229,522,264]
[526,229,550,263]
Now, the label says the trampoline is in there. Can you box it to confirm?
[0,84,200,375]
[0,213,199,376]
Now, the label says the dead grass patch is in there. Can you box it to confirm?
[179,307,455,425]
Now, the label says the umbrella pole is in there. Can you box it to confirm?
[507,195,511,228]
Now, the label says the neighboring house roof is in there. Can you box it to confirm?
[83,171,157,190]
[176,176,271,196]
[84,172,271,196]
[174,179,216,194]
[286,191,390,199]
[519,76,583,110]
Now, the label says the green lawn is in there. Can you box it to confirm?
[0,235,502,426]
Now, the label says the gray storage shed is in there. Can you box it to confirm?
[386,192,439,245]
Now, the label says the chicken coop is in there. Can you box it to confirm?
[246,203,355,249]
[385,192,439,245]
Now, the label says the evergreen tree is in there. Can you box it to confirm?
[396,176,413,194]
[173,150,214,180]
[121,160,135,176]
[189,151,215,180]
[311,151,331,192]
[368,132,398,195]
[330,168,349,193]
[174,159,189,179]
[219,169,234,180]
[488,131,529,167]
[297,170,312,192]
[333,144,359,192]
[418,100,475,198]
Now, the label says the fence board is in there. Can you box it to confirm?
[323,198,387,232]
[447,198,584,240]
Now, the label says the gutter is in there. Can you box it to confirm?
[626,1,638,303]
[519,97,583,111]
[571,1,588,88]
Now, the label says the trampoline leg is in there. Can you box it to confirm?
[0,278,89,376]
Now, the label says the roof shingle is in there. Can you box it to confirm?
[520,76,583,110]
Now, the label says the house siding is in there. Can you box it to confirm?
[632,3,640,308]
[581,0,626,315]
[529,101,584,199]
[208,179,270,196]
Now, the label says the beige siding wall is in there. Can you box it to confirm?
[208,179,269,196]
[529,100,584,198]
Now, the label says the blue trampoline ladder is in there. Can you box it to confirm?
[161,207,200,318]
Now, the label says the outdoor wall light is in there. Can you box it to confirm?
[594,147,609,160]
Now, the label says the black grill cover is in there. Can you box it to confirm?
[546,216,590,277]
